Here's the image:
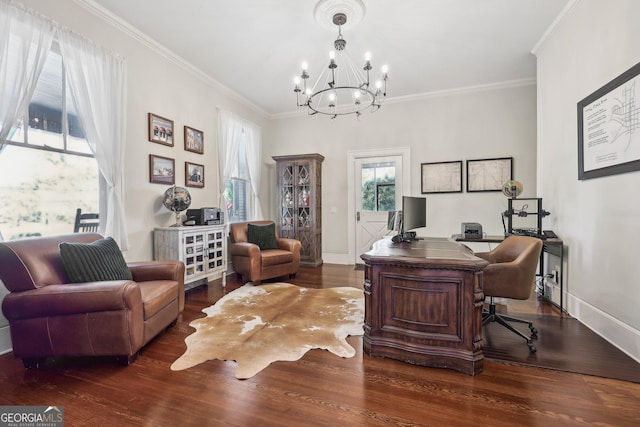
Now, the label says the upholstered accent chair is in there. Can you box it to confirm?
[475,235,543,353]
[0,233,185,367]
[229,220,301,285]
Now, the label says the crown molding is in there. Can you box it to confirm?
[271,77,537,120]
[531,0,581,55]
[72,0,269,118]
[386,78,537,104]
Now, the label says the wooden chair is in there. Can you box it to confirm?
[73,208,99,233]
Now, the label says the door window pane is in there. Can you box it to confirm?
[361,162,396,211]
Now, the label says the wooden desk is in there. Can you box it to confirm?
[452,234,566,313]
[360,237,488,375]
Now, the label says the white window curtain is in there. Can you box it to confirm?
[216,108,243,218]
[244,122,264,220]
[0,0,55,151]
[58,31,129,250]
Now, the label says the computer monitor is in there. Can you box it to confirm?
[401,196,426,233]
[390,196,426,242]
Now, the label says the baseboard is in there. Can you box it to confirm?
[567,292,640,364]
[322,253,351,265]
[0,325,12,355]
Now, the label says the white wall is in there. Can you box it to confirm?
[19,0,269,261]
[267,83,538,260]
[535,0,640,361]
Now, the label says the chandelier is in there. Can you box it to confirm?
[294,7,388,118]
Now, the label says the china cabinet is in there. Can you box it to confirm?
[272,153,324,266]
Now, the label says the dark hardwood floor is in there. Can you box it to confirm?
[2,264,640,426]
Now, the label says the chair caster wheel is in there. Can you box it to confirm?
[529,326,538,336]
[527,342,537,353]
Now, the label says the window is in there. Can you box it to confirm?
[0,44,98,241]
[361,162,396,212]
[223,135,252,222]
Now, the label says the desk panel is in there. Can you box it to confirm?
[361,238,487,375]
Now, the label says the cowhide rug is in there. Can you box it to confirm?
[171,282,364,379]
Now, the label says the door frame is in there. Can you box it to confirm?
[347,147,411,264]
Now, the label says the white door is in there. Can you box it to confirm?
[354,156,403,262]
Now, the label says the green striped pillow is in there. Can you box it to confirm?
[59,237,132,283]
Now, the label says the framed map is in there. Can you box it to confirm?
[466,157,512,192]
[578,61,640,180]
[421,161,462,193]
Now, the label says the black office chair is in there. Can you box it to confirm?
[73,208,99,233]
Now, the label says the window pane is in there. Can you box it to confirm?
[65,75,89,153]
[225,137,253,222]
[361,162,396,212]
[7,116,25,143]
[0,145,98,240]
[224,179,249,222]
[377,184,396,211]
[28,51,64,149]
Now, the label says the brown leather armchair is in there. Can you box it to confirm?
[475,235,543,353]
[229,220,301,285]
[0,233,185,367]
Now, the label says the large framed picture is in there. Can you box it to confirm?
[149,154,175,185]
[184,126,204,154]
[578,61,640,180]
[185,162,204,188]
[148,113,174,146]
[466,157,512,192]
[421,161,462,193]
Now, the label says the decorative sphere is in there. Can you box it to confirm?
[163,186,191,213]
[502,180,523,198]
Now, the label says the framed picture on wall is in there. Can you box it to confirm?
[149,154,175,185]
[421,161,463,193]
[184,126,204,154]
[148,113,174,146]
[185,162,204,188]
[466,157,512,192]
[578,61,640,180]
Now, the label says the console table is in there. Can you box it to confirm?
[360,237,488,375]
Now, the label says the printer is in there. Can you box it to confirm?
[185,208,224,225]
[461,222,483,239]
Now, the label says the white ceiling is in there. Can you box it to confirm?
[86,0,570,117]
